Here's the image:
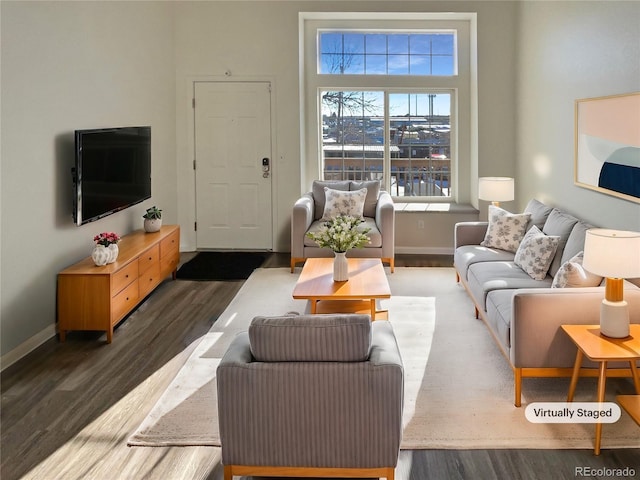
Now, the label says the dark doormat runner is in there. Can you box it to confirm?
[176,252,268,281]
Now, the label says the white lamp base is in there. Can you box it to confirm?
[600,299,630,338]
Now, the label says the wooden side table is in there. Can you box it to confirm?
[562,324,640,455]
[617,395,640,427]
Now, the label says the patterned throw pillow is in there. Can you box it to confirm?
[480,205,531,253]
[514,225,561,281]
[551,251,603,288]
[321,187,367,220]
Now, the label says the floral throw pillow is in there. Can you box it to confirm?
[551,251,603,288]
[321,187,367,220]
[514,225,561,280]
[480,205,531,253]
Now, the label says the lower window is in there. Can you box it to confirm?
[321,91,452,198]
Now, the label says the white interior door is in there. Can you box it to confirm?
[194,81,273,250]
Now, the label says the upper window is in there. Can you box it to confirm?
[319,31,456,76]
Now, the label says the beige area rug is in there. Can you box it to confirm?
[128,267,640,450]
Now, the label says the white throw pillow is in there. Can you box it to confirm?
[514,225,561,281]
[480,205,531,253]
[552,251,603,288]
[321,187,367,220]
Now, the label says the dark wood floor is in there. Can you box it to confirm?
[1,253,638,480]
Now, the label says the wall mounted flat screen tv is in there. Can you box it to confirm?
[73,126,151,226]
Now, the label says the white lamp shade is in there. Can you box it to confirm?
[583,229,640,279]
[478,177,515,202]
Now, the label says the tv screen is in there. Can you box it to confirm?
[73,126,151,226]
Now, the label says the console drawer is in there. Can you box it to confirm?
[111,262,138,296]
[111,280,139,324]
[161,229,180,258]
[161,251,180,277]
[139,263,161,299]
[139,245,160,275]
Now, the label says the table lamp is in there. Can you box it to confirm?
[478,177,515,207]
[582,229,640,338]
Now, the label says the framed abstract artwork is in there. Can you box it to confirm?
[574,92,640,203]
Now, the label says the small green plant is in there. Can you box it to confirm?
[143,206,162,220]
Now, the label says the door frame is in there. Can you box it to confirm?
[182,75,278,252]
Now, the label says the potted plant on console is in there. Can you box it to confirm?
[143,206,162,233]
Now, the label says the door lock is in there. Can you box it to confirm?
[262,158,270,178]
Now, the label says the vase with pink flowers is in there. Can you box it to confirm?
[92,232,120,266]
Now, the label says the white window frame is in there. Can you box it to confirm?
[300,12,477,204]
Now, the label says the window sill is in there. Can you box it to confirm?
[394,202,477,214]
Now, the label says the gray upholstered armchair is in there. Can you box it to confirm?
[216,314,404,480]
[291,180,395,272]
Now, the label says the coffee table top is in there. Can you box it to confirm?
[561,324,640,361]
[293,258,391,301]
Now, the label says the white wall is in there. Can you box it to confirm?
[174,1,303,252]
[515,1,640,229]
[174,0,519,250]
[1,1,176,358]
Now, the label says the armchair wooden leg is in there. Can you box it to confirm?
[383,257,395,273]
[223,465,232,480]
[290,257,304,273]
[514,368,522,407]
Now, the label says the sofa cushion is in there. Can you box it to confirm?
[312,180,350,220]
[480,205,531,253]
[249,314,372,362]
[485,289,515,350]
[304,218,381,248]
[454,245,515,280]
[467,261,553,311]
[542,208,579,276]
[321,187,367,220]
[552,251,603,288]
[514,225,560,281]
[350,180,380,218]
[561,221,595,265]
[524,199,554,232]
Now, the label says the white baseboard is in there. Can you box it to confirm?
[395,246,453,255]
[1,325,56,372]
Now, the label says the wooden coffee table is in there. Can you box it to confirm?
[293,258,391,320]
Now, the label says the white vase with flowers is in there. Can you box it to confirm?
[305,215,371,282]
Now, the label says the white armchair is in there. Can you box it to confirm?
[291,180,395,272]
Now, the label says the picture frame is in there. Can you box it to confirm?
[574,92,640,203]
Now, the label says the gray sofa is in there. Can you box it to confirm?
[217,314,403,480]
[291,180,395,272]
[454,199,640,406]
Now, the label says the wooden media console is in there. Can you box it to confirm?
[57,225,180,343]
